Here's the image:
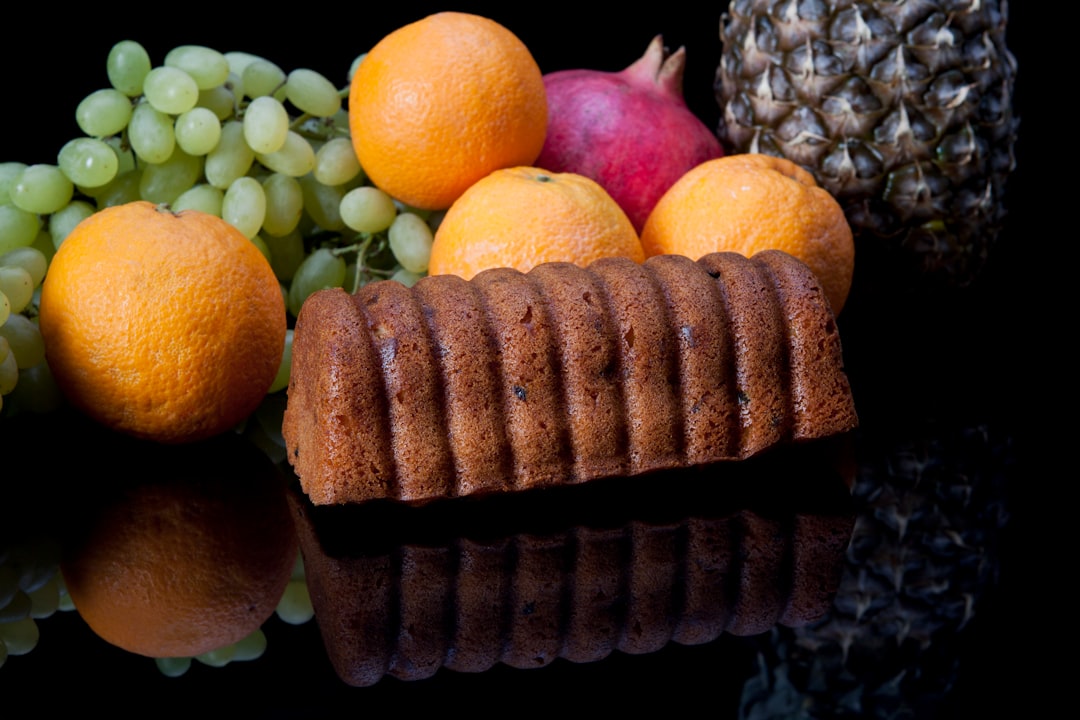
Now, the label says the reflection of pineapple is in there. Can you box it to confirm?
[715,0,1018,288]
[738,419,1012,719]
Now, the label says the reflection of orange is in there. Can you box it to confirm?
[60,432,297,659]
[641,154,855,314]
[427,166,644,280]
[38,200,286,443]
[348,12,547,210]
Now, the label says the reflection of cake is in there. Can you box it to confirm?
[290,441,856,686]
[283,250,858,505]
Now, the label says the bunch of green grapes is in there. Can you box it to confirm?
[1,531,74,669]
[0,39,439,418]
[0,246,60,416]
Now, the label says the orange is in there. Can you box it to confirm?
[348,12,548,210]
[60,430,297,659]
[38,200,286,443]
[640,153,855,314]
[427,166,644,280]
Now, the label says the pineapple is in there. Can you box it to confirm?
[715,0,1018,289]
[737,418,1013,719]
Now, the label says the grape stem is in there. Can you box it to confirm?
[332,234,395,291]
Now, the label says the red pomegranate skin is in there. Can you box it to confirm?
[536,36,724,233]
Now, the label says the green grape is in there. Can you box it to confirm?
[242,58,286,99]
[196,644,237,667]
[251,234,271,263]
[222,176,266,239]
[232,628,268,661]
[142,66,199,115]
[288,248,346,316]
[290,552,306,582]
[164,45,229,90]
[0,204,41,255]
[5,359,62,415]
[0,266,33,314]
[204,120,254,189]
[197,82,237,121]
[0,291,9,326]
[56,574,74,612]
[94,168,143,209]
[0,162,27,204]
[284,68,342,117]
[107,40,152,97]
[348,53,367,81]
[390,267,423,287]
[0,340,18,395]
[275,579,315,625]
[340,185,397,233]
[57,137,120,188]
[255,131,315,177]
[263,230,305,282]
[30,229,55,264]
[0,565,18,609]
[48,200,96,249]
[156,656,191,677]
[388,212,434,274]
[27,575,60,619]
[0,617,38,656]
[261,173,303,237]
[10,164,73,215]
[268,328,293,393]
[0,247,48,287]
[0,313,45,368]
[174,107,222,156]
[313,137,362,187]
[171,183,223,216]
[139,148,202,204]
[102,136,137,175]
[75,88,133,138]
[223,51,263,79]
[0,589,30,623]
[299,174,345,231]
[128,102,176,164]
[243,95,289,154]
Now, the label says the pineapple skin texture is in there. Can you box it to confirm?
[715,0,1018,289]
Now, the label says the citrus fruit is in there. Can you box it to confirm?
[38,200,286,443]
[60,430,297,659]
[348,12,548,210]
[427,166,644,280]
[640,154,855,314]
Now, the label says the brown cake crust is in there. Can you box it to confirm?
[283,250,858,505]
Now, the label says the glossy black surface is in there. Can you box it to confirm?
[3,3,1045,716]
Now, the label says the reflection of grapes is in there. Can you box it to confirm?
[0,532,74,669]
[1,39,439,420]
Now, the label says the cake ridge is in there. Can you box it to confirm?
[527,262,630,483]
[472,267,575,491]
[697,252,788,458]
[414,273,514,499]
[349,289,400,501]
[590,256,686,475]
[646,254,741,465]
[359,280,455,501]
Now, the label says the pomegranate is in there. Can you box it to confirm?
[536,35,723,233]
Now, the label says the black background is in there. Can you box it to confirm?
[1,3,1047,716]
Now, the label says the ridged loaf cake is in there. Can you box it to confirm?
[283,250,858,505]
